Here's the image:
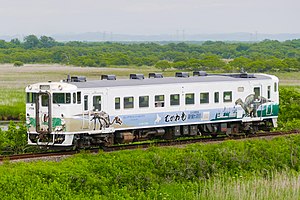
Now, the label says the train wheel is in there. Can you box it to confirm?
[104,134,114,146]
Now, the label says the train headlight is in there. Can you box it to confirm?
[26,113,31,126]
[58,85,62,90]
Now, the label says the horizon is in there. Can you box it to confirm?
[1,32,300,42]
[0,0,299,38]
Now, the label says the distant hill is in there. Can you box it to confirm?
[1,32,300,42]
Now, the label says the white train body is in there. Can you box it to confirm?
[26,73,279,147]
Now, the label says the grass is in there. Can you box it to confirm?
[0,88,25,120]
[157,171,300,199]
[2,135,300,199]
[271,72,300,86]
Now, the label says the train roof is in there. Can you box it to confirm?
[69,73,276,89]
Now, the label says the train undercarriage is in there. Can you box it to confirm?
[29,119,275,149]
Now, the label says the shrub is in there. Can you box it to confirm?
[13,61,24,67]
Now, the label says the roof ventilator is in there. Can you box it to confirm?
[130,74,144,80]
[101,74,116,80]
[64,75,86,82]
[175,72,189,78]
[193,71,207,76]
[70,76,87,82]
[149,73,163,78]
[240,73,255,78]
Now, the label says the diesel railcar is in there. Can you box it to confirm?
[26,72,279,148]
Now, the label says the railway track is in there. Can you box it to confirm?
[0,150,77,162]
[1,130,299,162]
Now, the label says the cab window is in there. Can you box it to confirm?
[26,93,37,103]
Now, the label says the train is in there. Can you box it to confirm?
[25,71,279,148]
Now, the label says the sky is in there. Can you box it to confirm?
[0,0,299,36]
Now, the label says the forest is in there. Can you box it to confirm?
[1,35,300,72]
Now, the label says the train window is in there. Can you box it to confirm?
[139,96,149,108]
[254,87,260,101]
[124,97,134,109]
[26,93,37,103]
[185,93,195,105]
[93,96,101,111]
[214,92,219,103]
[170,94,180,106]
[41,94,49,107]
[84,95,88,111]
[274,82,278,92]
[77,92,81,104]
[155,95,165,107]
[115,97,120,110]
[267,86,271,99]
[223,91,232,102]
[200,92,209,104]
[66,93,71,104]
[53,93,71,104]
[53,93,65,104]
[73,93,76,104]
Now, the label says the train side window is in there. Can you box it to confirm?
[254,87,260,101]
[124,97,134,109]
[170,94,180,106]
[115,97,120,110]
[93,96,101,111]
[200,92,209,104]
[267,86,271,99]
[73,93,76,104]
[77,92,81,104]
[274,82,278,92]
[84,95,88,111]
[155,95,165,107]
[223,91,232,102]
[66,93,71,104]
[41,94,49,107]
[139,96,149,108]
[185,93,194,105]
[214,92,219,103]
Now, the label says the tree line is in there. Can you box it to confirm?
[0,35,300,72]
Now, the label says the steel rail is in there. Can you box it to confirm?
[0,150,77,162]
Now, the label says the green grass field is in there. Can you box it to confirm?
[1,135,300,199]
[0,88,25,120]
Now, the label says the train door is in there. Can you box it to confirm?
[82,94,90,129]
[253,85,263,118]
[35,92,52,134]
[81,93,103,129]
[83,93,103,112]
[266,85,272,115]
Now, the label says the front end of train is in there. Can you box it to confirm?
[26,81,77,148]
